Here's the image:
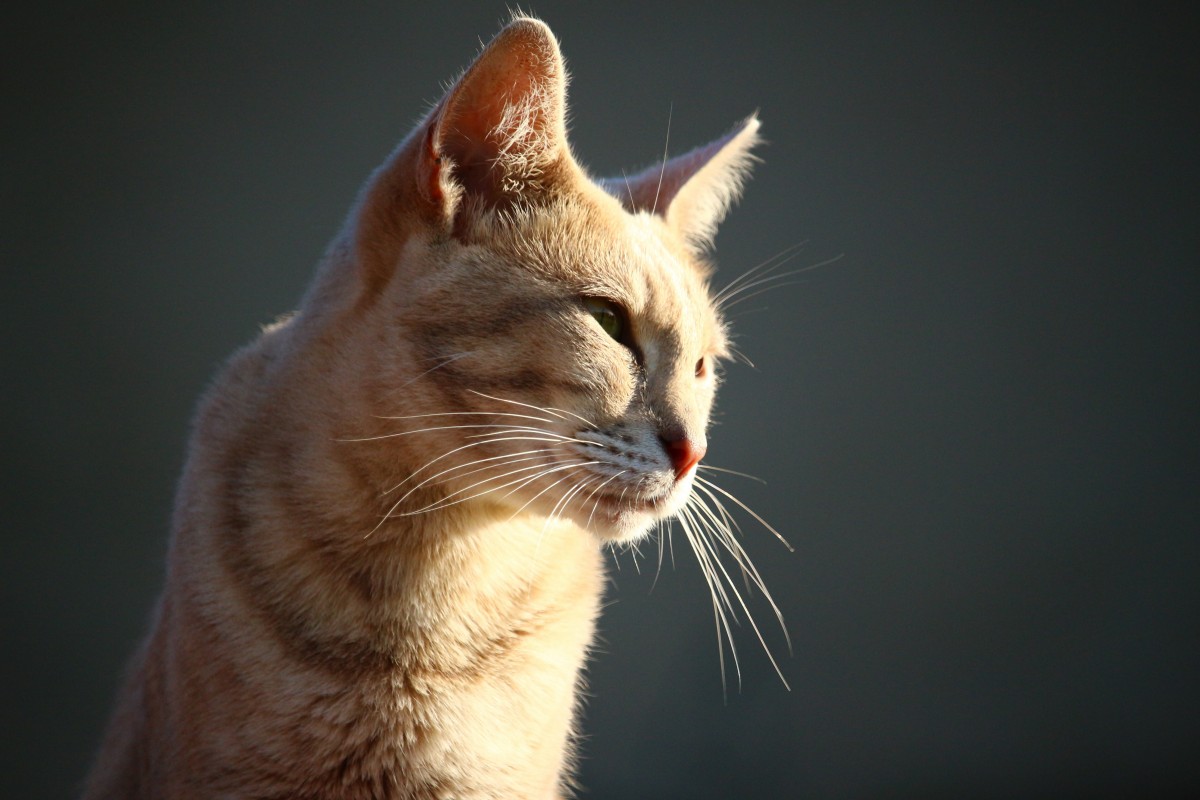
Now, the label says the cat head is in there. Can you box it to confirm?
[314,18,761,542]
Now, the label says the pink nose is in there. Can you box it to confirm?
[661,436,706,480]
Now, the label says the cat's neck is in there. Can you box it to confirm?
[172,339,602,674]
[142,336,602,796]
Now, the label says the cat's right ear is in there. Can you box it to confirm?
[348,18,571,294]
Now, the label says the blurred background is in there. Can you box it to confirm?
[3,3,1196,797]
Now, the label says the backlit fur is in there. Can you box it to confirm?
[83,16,763,799]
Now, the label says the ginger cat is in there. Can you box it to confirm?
[83,16,772,799]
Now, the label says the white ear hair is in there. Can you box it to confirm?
[603,115,762,250]
[430,17,570,210]
[338,17,575,296]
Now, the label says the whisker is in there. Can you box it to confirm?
[536,473,597,553]
[620,168,635,208]
[463,427,595,444]
[374,410,561,426]
[390,351,474,393]
[711,241,808,306]
[720,281,804,312]
[694,475,794,552]
[402,460,595,517]
[368,456,565,536]
[724,343,756,369]
[697,464,767,484]
[466,390,584,426]
[650,519,668,592]
[676,504,741,695]
[543,405,600,431]
[505,464,596,522]
[717,254,844,312]
[382,435,572,496]
[338,422,574,444]
[545,473,591,530]
[390,451,559,508]
[651,102,673,217]
[384,447,560,495]
[584,470,628,532]
[690,485,789,648]
[686,496,791,690]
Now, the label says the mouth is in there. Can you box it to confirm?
[588,488,670,517]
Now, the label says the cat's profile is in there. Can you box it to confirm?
[84,16,775,799]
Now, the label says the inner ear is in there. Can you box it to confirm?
[430,18,571,215]
[341,18,577,304]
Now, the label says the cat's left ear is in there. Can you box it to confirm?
[602,115,762,251]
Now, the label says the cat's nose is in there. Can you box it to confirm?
[660,435,707,481]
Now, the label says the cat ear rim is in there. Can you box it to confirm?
[422,16,572,221]
[344,17,570,301]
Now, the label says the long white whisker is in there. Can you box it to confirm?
[462,426,595,444]
[620,168,635,207]
[466,390,573,424]
[505,464,595,523]
[384,435,571,496]
[687,496,791,690]
[391,451,559,507]
[694,475,794,552]
[391,352,473,392]
[536,474,596,554]
[369,456,565,536]
[403,460,593,517]
[374,410,561,426]
[584,470,628,532]
[725,343,756,368]
[697,464,768,484]
[651,101,673,217]
[650,518,668,591]
[544,474,589,532]
[677,504,740,695]
[385,447,559,495]
[397,466,559,519]
[718,255,844,312]
[338,422,572,444]
[712,242,808,305]
[543,405,599,430]
[690,484,790,654]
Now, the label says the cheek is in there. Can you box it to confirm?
[569,344,638,422]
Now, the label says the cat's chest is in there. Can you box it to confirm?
[248,674,568,798]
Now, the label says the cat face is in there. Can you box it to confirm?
[380,198,726,541]
[328,19,759,543]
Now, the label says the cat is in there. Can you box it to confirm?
[83,15,776,800]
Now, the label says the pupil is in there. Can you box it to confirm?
[596,310,620,339]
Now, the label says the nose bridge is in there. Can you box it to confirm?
[650,359,708,481]
[646,338,706,444]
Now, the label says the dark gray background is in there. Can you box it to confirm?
[4,3,1196,798]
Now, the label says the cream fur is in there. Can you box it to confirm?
[83,16,761,799]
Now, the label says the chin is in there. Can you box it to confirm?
[586,509,658,544]
[569,486,692,544]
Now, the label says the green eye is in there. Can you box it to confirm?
[585,297,624,342]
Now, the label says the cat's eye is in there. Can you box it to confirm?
[695,357,707,378]
[584,297,625,342]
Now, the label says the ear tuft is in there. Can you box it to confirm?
[604,114,763,250]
